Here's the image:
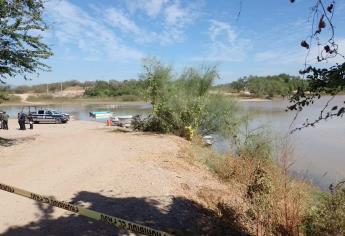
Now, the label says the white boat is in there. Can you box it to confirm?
[112,115,133,127]
[203,135,215,145]
[89,111,112,119]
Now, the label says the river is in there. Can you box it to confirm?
[1,97,344,189]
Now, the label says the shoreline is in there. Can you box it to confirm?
[0,96,275,106]
[0,99,149,107]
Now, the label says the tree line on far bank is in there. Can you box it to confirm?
[214,74,309,99]
[2,73,309,101]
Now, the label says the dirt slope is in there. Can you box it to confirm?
[0,120,236,236]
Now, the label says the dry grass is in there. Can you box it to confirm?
[187,139,316,236]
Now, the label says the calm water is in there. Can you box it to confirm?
[241,96,345,189]
[1,98,344,189]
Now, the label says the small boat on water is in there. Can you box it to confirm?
[89,111,112,119]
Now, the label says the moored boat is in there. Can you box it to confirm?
[89,111,112,119]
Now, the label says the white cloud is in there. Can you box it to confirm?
[122,0,201,45]
[198,20,252,62]
[105,8,140,34]
[164,2,188,26]
[208,20,236,42]
[126,0,169,18]
[43,0,203,61]
[45,0,143,61]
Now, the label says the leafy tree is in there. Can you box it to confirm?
[140,57,172,110]
[230,78,246,92]
[0,0,52,101]
[84,79,145,99]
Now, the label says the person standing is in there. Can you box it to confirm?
[18,112,26,130]
[2,112,9,130]
[17,113,21,129]
[21,113,26,130]
[28,114,33,130]
[0,112,3,129]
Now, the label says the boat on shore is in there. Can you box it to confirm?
[111,115,133,128]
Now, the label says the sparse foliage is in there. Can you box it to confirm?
[288,0,345,131]
[304,181,345,236]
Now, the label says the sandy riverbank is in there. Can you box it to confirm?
[0,119,231,235]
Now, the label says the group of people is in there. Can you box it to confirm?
[0,111,34,131]
[17,112,34,130]
[0,111,9,130]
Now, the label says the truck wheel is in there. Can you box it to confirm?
[55,118,62,124]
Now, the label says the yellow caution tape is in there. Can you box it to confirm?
[0,182,172,236]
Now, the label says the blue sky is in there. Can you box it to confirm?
[10,0,345,85]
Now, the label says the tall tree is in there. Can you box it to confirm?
[0,0,52,96]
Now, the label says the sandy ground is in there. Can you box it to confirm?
[0,119,232,235]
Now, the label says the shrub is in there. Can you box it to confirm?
[304,182,345,236]
[134,58,243,140]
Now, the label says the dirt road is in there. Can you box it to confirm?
[0,120,230,235]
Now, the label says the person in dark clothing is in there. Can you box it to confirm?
[0,112,3,129]
[21,113,26,130]
[17,113,21,129]
[28,114,33,130]
[2,112,9,130]
[18,113,26,130]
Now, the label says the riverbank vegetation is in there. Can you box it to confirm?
[131,58,345,236]
[214,74,308,99]
[190,126,345,235]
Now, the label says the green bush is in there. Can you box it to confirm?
[304,182,345,236]
[133,58,243,140]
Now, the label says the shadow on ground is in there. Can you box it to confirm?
[0,137,16,147]
[0,136,35,147]
[2,191,249,236]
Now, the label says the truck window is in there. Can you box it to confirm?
[38,110,44,115]
[47,111,52,115]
